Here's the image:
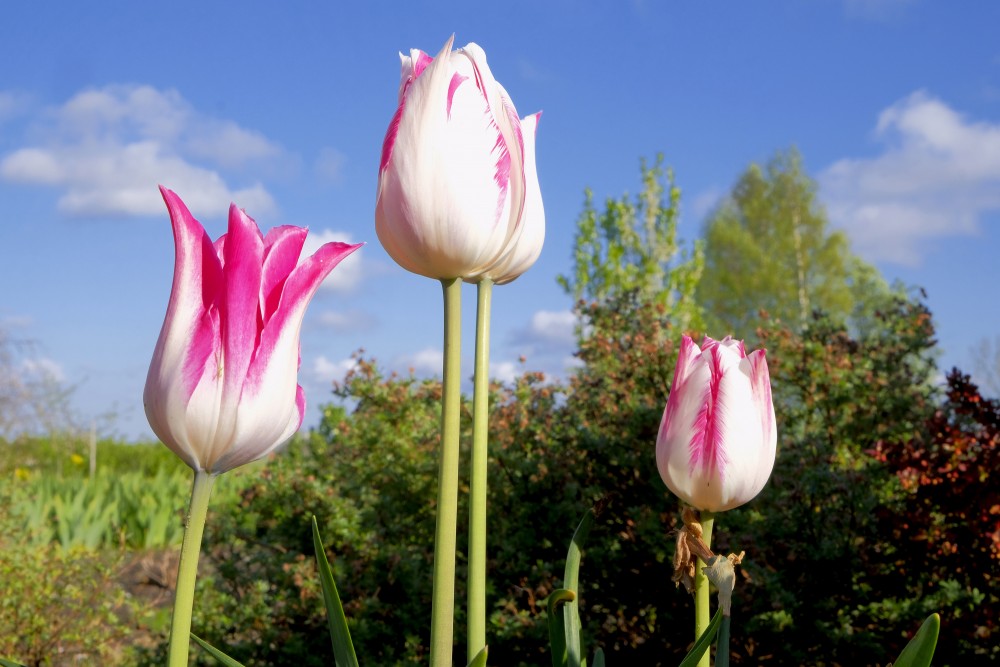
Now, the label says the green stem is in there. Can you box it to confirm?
[694,510,715,667]
[168,469,216,667]
[430,277,463,667]
[468,278,493,662]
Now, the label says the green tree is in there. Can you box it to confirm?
[557,156,704,334]
[696,148,887,337]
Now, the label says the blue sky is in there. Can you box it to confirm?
[2,1,999,440]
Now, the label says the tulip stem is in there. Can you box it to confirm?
[430,278,463,667]
[168,469,216,667]
[694,510,715,667]
[468,278,493,662]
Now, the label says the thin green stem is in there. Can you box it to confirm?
[468,278,493,662]
[429,277,463,667]
[693,510,715,667]
[168,469,216,667]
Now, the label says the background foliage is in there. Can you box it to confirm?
[2,153,997,666]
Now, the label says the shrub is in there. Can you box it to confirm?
[0,502,136,665]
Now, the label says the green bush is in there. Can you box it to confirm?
[0,507,137,665]
[146,289,999,665]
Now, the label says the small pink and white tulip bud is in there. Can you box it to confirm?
[656,335,777,512]
[375,36,544,282]
[144,187,361,474]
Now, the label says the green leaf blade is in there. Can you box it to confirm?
[677,609,723,667]
[467,645,488,667]
[190,633,247,667]
[547,588,575,667]
[312,515,359,667]
[892,613,940,667]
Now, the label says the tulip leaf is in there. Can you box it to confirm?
[565,510,595,667]
[677,609,723,667]
[312,515,359,667]
[190,633,247,667]
[891,613,940,667]
[549,503,602,667]
[591,647,606,667]
[547,588,576,666]
[0,659,28,667]
[467,645,488,667]
[716,614,732,667]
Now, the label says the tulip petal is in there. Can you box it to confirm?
[446,73,468,118]
[662,335,702,423]
[194,205,261,464]
[398,48,434,101]
[261,225,308,326]
[656,335,777,512]
[246,240,362,398]
[485,112,544,284]
[145,187,226,470]
[687,341,729,479]
[458,46,523,231]
[211,241,362,473]
[376,36,545,283]
[146,189,358,474]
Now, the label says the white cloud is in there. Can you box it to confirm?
[315,147,346,184]
[185,121,282,169]
[0,84,281,218]
[394,347,444,376]
[820,91,1000,266]
[315,309,378,333]
[496,309,580,382]
[517,58,550,84]
[689,186,723,222]
[21,357,66,383]
[0,91,31,123]
[490,360,520,384]
[525,309,576,346]
[300,230,365,293]
[490,354,580,385]
[312,355,357,383]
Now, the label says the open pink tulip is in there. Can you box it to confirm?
[375,35,544,282]
[656,335,777,512]
[144,187,361,473]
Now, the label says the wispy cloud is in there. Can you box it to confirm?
[0,90,32,124]
[21,356,66,383]
[688,186,724,223]
[500,309,580,380]
[300,230,365,293]
[314,309,378,333]
[314,147,346,185]
[518,309,576,347]
[393,347,444,377]
[312,355,358,383]
[820,91,1000,266]
[489,360,521,384]
[0,84,285,217]
[517,58,551,84]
